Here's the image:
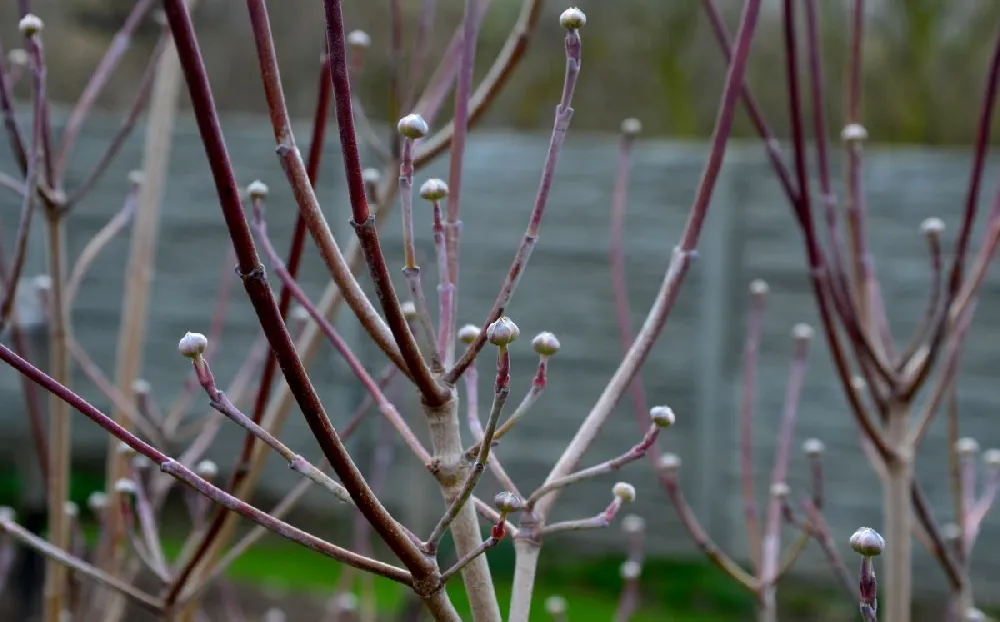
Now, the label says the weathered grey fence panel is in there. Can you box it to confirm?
[1,110,999,598]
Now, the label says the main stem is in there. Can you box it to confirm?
[423,395,501,622]
[884,400,912,622]
[509,526,542,622]
[41,210,69,622]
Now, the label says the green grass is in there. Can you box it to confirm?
[0,468,843,621]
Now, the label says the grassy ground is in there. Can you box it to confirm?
[0,467,945,621]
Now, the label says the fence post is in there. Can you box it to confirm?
[694,160,745,549]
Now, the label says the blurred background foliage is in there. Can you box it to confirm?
[2,0,1000,145]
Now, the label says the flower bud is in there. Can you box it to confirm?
[532,332,561,356]
[128,170,145,187]
[132,378,151,397]
[791,323,813,341]
[362,168,381,185]
[34,274,52,293]
[195,460,219,479]
[486,316,520,347]
[612,482,636,503]
[559,7,586,30]
[849,526,885,557]
[956,437,980,457]
[400,301,417,320]
[657,453,681,473]
[178,331,208,359]
[290,304,310,324]
[941,522,961,543]
[458,323,480,344]
[619,560,642,580]
[347,30,371,49]
[920,217,944,236]
[493,491,523,514]
[87,492,108,512]
[419,178,449,201]
[114,478,137,495]
[841,123,868,143]
[965,608,987,622]
[748,279,769,297]
[544,596,567,615]
[621,514,645,535]
[770,482,790,499]
[263,608,287,622]
[247,180,269,199]
[802,438,825,457]
[850,376,866,392]
[334,593,358,612]
[984,448,1000,469]
[6,49,27,68]
[19,14,43,36]
[0,506,13,523]
[620,118,642,137]
[64,501,79,518]
[397,113,429,140]
[649,405,676,428]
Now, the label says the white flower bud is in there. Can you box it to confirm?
[397,113,429,140]
[532,332,560,356]
[649,405,676,428]
[132,378,151,396]
[334,593,358,612]
[612,482,636,503]
[792,323,813,341]
[263,607,287,622]
[941,522,961,543]
[559,7,586,30]
[770,482,790,499]
[619,560,642,580]
[920,217,944,236]
[128,170,145,186]
[749,278,769,296]
[486,316,520,347]
[247,180,269,199]
[419,178,449,201]
[802,438,825,457]
[362,168,381,185]
[544,596,567,615]
[0,506,13,522]
[849,526,885,557]
[457,323,480,345]
[87,491,108,512]
[983,448,1000,469]
[621,514,645,535]
[178,332,208,359]
[195,460,219,479]
[19,14,43,36]
[33,274,52,293]
[347,30,371,49]
[841,123,868,143]
[657,453,681,473]
[850,376,866,392]
[620,118,642,137]
[957,437,980,458]
[400,301,417,320]
[6,49,27,68]
[114,478,137,495]
[63,501,79,518]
